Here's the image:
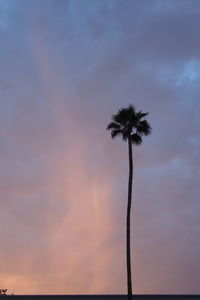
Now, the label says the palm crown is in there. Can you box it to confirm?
[107,105,152,144]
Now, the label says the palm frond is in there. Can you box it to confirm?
[107,105,151,144]
[112,105,134,124]
[112,110,128,126]
[107,122,121,130]
[136,110,149,119]
[122,131,128,142]
[131,133,143,145]
[136,120,152,136]
[111,129,123,139]
[126,105,136,116]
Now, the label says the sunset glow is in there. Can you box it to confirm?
[0,0,200,295]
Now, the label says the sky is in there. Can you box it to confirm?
[0,0,200,295]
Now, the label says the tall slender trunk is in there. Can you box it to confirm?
[127,137,133,300]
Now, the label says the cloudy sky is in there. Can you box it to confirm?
[0,0,200,295]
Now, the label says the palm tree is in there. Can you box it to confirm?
[107,105,151,300]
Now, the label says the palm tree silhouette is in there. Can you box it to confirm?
[107,105,152,300]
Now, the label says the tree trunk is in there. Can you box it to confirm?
[127,137,133,300]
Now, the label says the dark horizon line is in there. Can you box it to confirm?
[11,294,200,296]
